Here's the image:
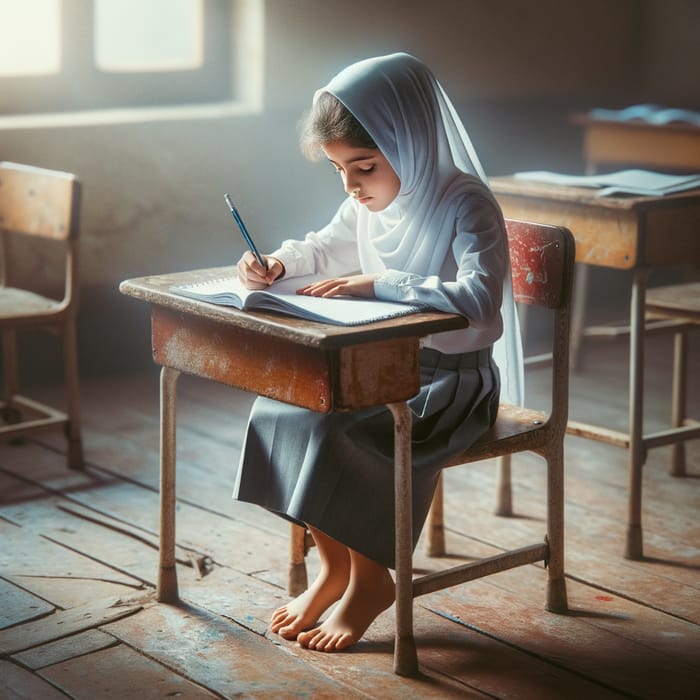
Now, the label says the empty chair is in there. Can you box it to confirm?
[644,281,700,477]
[0,161,83,468]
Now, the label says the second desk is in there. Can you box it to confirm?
[490,177,700,560]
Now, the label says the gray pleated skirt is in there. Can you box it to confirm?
[233,346,500,568]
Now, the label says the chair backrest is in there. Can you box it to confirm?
[0,161,80,241]
[505,218,574,311]
[0,161,81,301]
[505,218,575,427]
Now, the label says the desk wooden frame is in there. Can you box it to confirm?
[490,178,700,559]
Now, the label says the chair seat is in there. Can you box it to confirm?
[444,403,549,467]
[0,287,64,321]
[646,282,700,323]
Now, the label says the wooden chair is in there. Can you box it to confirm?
[644,281,700,477]
[288,219,574,676]
[0,161,83,469]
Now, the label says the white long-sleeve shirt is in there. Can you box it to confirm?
[270,192,508,354]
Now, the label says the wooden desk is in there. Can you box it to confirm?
[490,177,700,559]
[120,266,467,673]
[573,115,700,172]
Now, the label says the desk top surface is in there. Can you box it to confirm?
[120,266,468,349]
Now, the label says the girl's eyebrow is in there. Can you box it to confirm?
[328,155,376,167]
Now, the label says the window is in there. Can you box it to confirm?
[94,0,203,73]
[0,0,262,118]
[0,0,61,76]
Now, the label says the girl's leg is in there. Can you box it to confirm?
[270,525,350,640]
[297,545,395,652]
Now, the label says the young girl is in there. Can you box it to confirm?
[234,52,522,652]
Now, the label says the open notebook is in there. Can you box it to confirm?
[171,273,425,326]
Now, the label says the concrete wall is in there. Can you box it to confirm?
[2,0,699,381]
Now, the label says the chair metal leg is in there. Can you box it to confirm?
[495,454,513,516]
[63,318,84,469]
[425,473,445,557]
[388,401,418,677]
[288,524,309,596]
[158,365,180,603]
[2,330,20,422]
[669,330,688,477]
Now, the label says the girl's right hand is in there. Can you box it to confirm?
[237,252,285,289]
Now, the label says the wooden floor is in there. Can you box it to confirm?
[1,332,699,699]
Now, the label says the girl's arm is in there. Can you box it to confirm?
[373,194,508,328]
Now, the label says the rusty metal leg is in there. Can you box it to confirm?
[388,401,418,677]
[425,473,445,557]
[545,446,568,612]
[495,454,513,516]
[159,365,180,602]
[669,330,688,477]
[626,269,647,560]
[288,524,309,596]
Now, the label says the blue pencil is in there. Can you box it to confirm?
[224,193,267,269]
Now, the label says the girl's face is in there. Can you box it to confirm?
[323,139,400,212]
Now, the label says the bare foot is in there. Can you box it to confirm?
[297,563,395,651]
[270,567,349,640]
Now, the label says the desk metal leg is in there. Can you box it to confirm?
[570,263,590,372]
[388,401,418,677]
[670,330,688,477]
[159,365,180,602]
[626,269,647,560]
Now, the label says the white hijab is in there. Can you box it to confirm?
[320,53,523,405]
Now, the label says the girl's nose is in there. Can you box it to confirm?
[344,175,359,195]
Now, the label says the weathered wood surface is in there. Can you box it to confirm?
[0,577,54,629]
[0,334,698,698]
[0,659,70,700]
[490,176,700,269]
[0,596,143,656]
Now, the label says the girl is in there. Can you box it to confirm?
[234,52,522,652]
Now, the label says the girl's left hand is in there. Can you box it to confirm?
[297,273,378,299]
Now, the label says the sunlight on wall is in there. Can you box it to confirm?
[0,0,264,126]
[0,0,61,75]
[95,0,203,72]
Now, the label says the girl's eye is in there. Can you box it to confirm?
[359,165,375,173]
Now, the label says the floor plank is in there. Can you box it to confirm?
[13,629,119,670]
[0,596,143,656]
[39,644,220,700]
[0,577,54,629]
[0,659,70,700]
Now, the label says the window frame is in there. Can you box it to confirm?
[0,0,240,116]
